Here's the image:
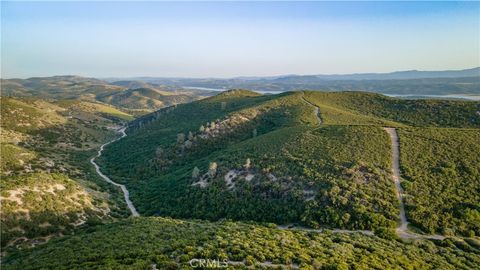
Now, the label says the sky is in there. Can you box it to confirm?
[1,1,479,78]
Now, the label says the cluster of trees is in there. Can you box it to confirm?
[4,217,480,269]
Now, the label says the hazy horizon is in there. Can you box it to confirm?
[2,66,479,81]
[2,1,479,78]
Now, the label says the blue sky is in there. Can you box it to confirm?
[1,1,479,78]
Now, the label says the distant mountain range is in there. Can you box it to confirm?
[104,67,480,81]
[103,67,480,95]
[246,67,480,81]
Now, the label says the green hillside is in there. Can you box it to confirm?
[55,100,134,121]
[3,217,479,269]
[98,90,480,236]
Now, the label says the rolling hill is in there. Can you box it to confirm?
[97,90,480,237]
[96,87,196,111]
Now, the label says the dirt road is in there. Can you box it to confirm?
[90,127,139,217]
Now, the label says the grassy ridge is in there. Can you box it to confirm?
[55,100,134,121]
[304,91,480,127]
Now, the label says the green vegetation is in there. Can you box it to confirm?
[3,217,479,269]
[398,128,480,236]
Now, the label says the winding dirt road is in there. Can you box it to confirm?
[90,127,139,217]
[301,92,322,125]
